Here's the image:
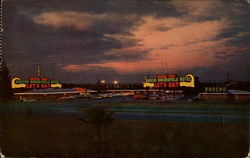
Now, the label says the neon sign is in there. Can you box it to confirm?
[11,77,62,89]
[143,74,195,88]
[205,87,227,93]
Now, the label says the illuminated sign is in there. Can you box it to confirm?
[143,74,195,88]
[12,77,62,89]
[143,82,154,88]
[74,87,87,92]
[205,87,227,93]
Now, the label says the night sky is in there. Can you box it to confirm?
[3,0,250,83]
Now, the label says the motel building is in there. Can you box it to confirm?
[141,74,250,102]
[104,89,184,99]
[13,88,81,101]
[13,88,98,101]
[198,87,250,103]
[198,87,228,100]
[228,89,250,102]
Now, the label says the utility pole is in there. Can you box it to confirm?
[162,60,167,74]
[162,60,167,100]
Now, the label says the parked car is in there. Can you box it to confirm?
[22,98,37,102]
[133,94,146,99]
[91,95,103,99]
[76,94,91,99]
[113,93,122,97]
[58,95,76,101]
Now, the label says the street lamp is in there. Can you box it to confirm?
[113,80,118,85]
[113,80,119,89]
[100,80,106,84]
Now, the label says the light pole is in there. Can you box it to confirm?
[100,80,106,84]
[113,80,119,89]
[99,80,106,89]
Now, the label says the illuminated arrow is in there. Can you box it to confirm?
[51,83,62,88]
[11,78,26,88]
[143,82,154,88]
[180,74,195,87]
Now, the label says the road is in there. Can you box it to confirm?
[2,97,249,123]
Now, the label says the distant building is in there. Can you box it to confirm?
[198,93,228,100]
[228,89,250,102]
[198,89,250,103]
[13,88,81,101]
[13,88,96,101]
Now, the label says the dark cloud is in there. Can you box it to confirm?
[214,51,237,60]
[178,49,250,82]
[111,49,151,62]
[3,19,122,65]
[4,0,181,17]
[227,33,250,46]
[210,1,250,46]
[3,1,151,78]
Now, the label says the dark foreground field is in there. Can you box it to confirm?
[1,115,249,158]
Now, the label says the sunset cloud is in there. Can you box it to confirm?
[60,12,244,76]
[65,15,231,74]
[132,16,229,48]
[63,61,158,74]
[33,11,140,33]
[33,11,102,30]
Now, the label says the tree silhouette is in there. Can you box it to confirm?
[84,106,114,157]
[0,61,12,101]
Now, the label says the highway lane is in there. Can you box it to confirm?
[114,112,248,123]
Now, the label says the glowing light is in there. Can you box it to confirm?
[100,80,106,84]
[51,83,62,88]
[143,82,154,88]
[113,80,118,84]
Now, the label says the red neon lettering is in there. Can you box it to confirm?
[41,84,50,88]
[168,82,180,87]
[29,78,40,80]
[168,74,176,78]
[41,84,45,88]
[154,82,168,88]
[156,75,167,79]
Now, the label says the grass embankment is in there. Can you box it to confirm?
[1,115,249,158]
[92,101,249,115]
